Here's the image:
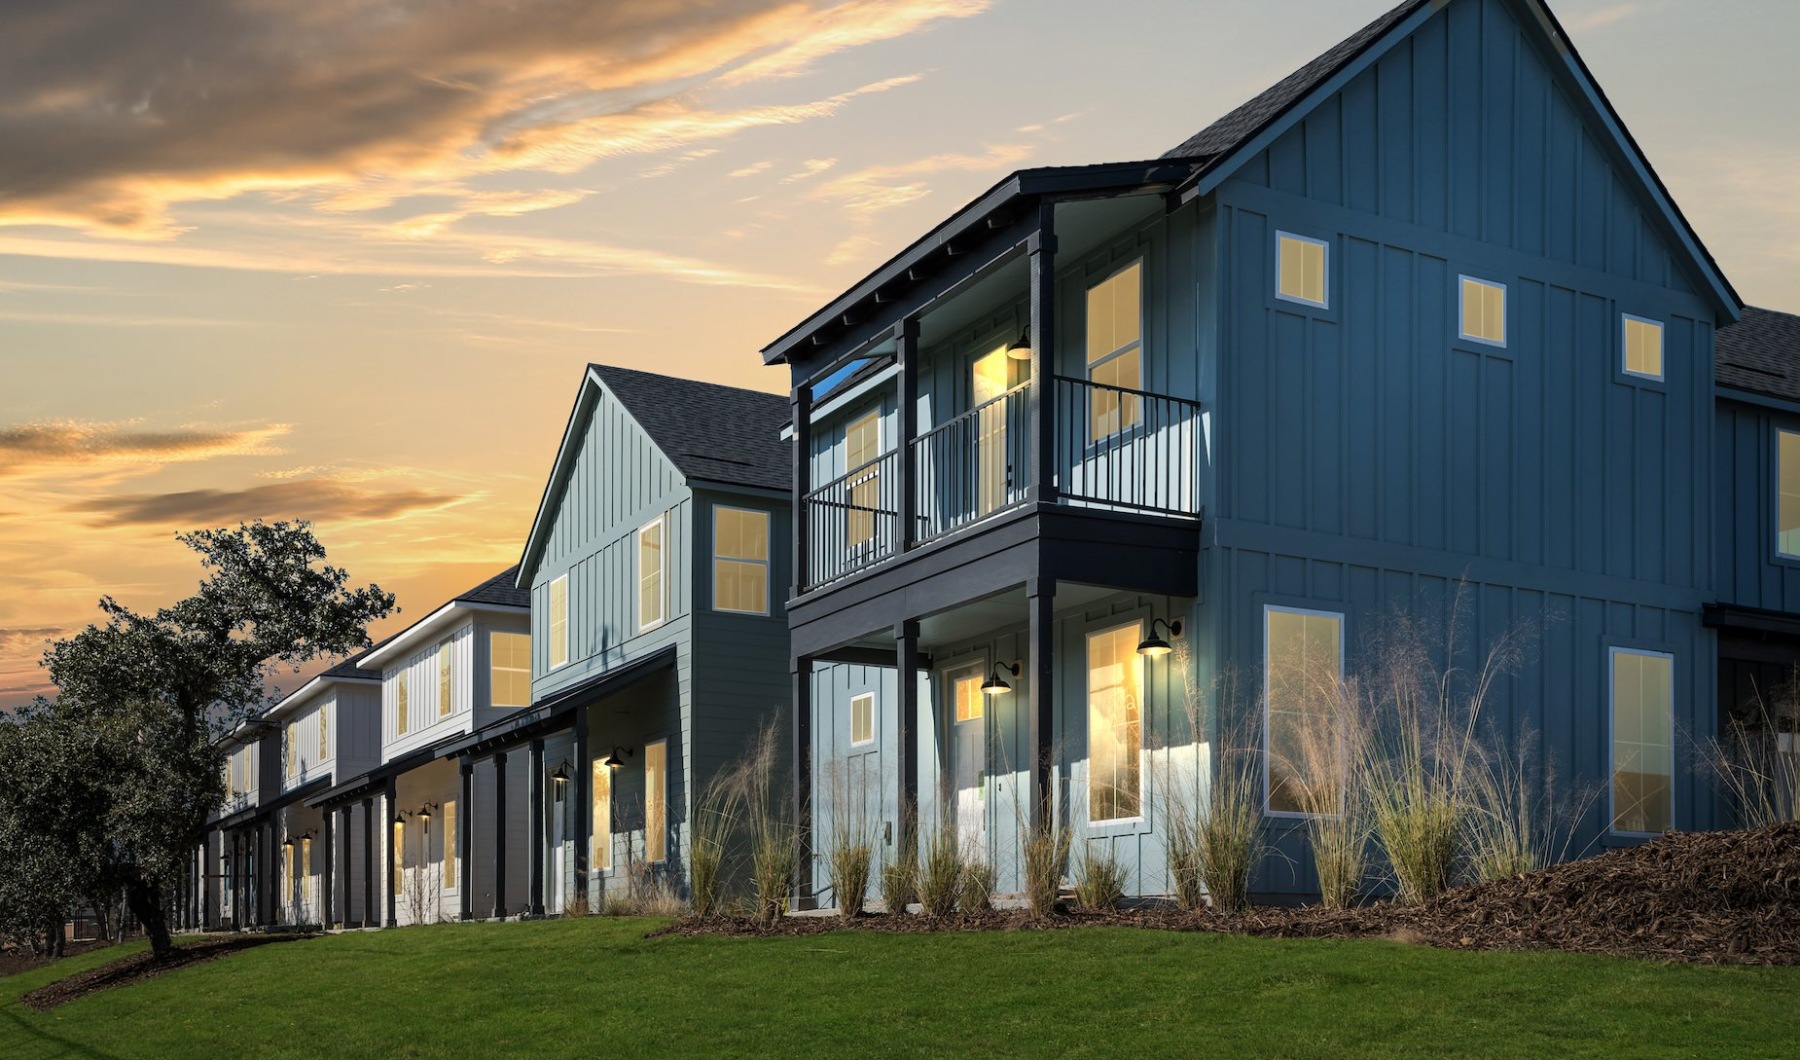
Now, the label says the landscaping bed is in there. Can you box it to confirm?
[659,823,1800,966]
[17,934,308,1011]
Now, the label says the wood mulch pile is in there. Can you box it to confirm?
[17,934,308,1011]
[657,823,1800,965]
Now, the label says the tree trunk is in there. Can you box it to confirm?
[125,875,172,958]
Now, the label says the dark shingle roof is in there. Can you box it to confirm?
[590,364,791,492]
[1718,307,1800,404]
[320,638,387,680]
[1163,0,1426,160]
[454,565,530,609]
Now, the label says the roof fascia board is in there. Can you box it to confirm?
[515,370,601,586]
[686,480,791,502]
[1717,384,1800,418]
[356,600,527,670]
[262,672,376,722]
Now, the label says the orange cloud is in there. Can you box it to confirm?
[0,421,290,477]
[65,478,467,529]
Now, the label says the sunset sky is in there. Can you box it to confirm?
[3,0,1797,708]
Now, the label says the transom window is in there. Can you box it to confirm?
[1276,232,1329,308]
[547,574,569,669]
[713,506,771,615]
[1086,260,1144,441]
[638,515,666,631]
[850,692,875,747]
[1622,315,1664,380]
[1087,623,1143,822]
[1264,606,1345,816]
[1459,276,1507,346]
[845,408,882,551]
[1778,431,1800,559]
[1611,648,1673,835]
[490,632,531,708]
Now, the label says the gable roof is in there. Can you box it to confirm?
[355,565,529,671]
[1718,307,1800,405]
[454,564,530,609]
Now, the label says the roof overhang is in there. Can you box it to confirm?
[356,599,528,671]
[436,646,677,760]
[306,735,465,809]
[261,670,378,723]
[1717,383,1800,418]
[1705,603,1800,639]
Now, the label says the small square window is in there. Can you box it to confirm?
[1459,276,1507,346]
[1276,232,1329,308]
[1623,315,1664,380]
[850,693,875,747]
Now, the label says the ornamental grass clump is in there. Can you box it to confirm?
[1072,842,1126,911]
[1702,674,1800,829]
[960,860,995,913]
[822,760,876,918]
[689,770,741,919]
[1286,672,1370,910]
[1158,653,1265,913]
[914,809,964,919]
[880,821,917,915]
[1021,811,1070,917]
[1464,731,1597,883]
[738,719,802,923]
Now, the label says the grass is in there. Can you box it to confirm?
[3,921,1797,1058]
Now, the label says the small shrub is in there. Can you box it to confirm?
[915,818,964,919]
[960,861,995,913]
[562,893,591,918]
[1072,843,1126,911]
[1021,813,1070,916]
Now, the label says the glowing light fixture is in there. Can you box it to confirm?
[1137,618,1184,658]
[549,762,570,785]
[1005,329,1032,361]
[603,746,635,770]
[981,661,1021,696]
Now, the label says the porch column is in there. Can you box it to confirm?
[528,738,546,916]
[1027,202,1058,505]
[896,620,921,832]
[383,778,398,928]
[338,805,352,927]
[791,656,813,906]
[791,383,813,595]
[202,838,213,930]
[572,709,589,899]
[1028,578,1057,833]
[322,807,335,928]
[493,751,509,918]
[896,317,919,549]
[361,798,374,928]
[459,758,475,920]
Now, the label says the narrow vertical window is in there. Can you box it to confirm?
[490,632,531,707]
[548,574,569,669]
[442,800,457,889]
[301,837,312,888]
[592,760,612,871]
[1622,315,1664,380]
[318,705,329,760]
[845,408,882,551]
[1459,276,1507,346]
[392,820,404,897]
[1085,260,1143,440]
[713,506,771,615]
[850,692,875,747]
[1276,232,1329,308]
[438,641,453,718]
[1264,606,1346,815]
[283,837,294,897]
[1779,431,1800,558]
[1087,623,1144,822]
[638,515,666,631]
[1611,648,1674,835]
[645,740,668,862]
[287,723,298,777]
[396,671,409,736]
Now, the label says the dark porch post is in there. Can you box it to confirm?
[1028,578,1057,833]
[337,805,351,927]
[572,708,589,900]
[896,620,921,834]
[253,824,266,926]
[494,751,509,918]
[459,758,475,920]
[201,838,213,930]
[361,797,374,928]
[383,778,398,927]
[322,807,335,928]
[528,738,545,916]
[791,383,812,595]
[1028,201,1058,505]
[791,656,812,906]
[896,317,919,549]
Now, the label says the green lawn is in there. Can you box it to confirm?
[3,919,1796,1058]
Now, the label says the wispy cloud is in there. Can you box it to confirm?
[810,144,1033,214]
[780,158,839,183]
[0,421,290,477]
[0,627,63,652]
[1562,3,1644,33]
[66,477,467,528]
[729,161,773,178]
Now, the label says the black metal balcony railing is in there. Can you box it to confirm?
[801,377,1202,590]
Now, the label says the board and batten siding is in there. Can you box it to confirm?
[1715,397,1800,613]
[332,681,384,780]
[382,619,476,758]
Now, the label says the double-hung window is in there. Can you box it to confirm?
[318,706,329,760]
[639,515,666,631]
[490,632,531,707]
[845,409,882,551]
[1087,623,1144,822]
[547,574,569,669]
[286,723,298,777]
[1610,648,1673,835]
[1085,261,1144,441]
[713,506,771,615]
[1264,606,1345,816]
[442,800,457,889]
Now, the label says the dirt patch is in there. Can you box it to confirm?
[0,940,123,980]
[657,824,1800,965]
[17,935,308,1011]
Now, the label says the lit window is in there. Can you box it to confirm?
[1264,606,1345,816]
[1087,623,1143,822]
[443,800,457,890]
[548,574,569,669]
[283,836,294,897]
[318,706,329,760]
[396,671,409,736]
[1623,315,1664,380]
[845,409,882,550]
[287,723,298,776]
[638,515,666,631]
[1779,432,1800,559]
[438,641,453,718]
[713,507,771,615]
[1276,232,1329,308]
[1086,260,1143,440]
[301,837,312,887]
[490,632,531,707]
[954,671,983,724]
[1611,648,1673,835]
[392,820,404,897]
[645,740,668,862]
[592,761,612,871]
[851,692,875,747]
[1460,276,1507,346]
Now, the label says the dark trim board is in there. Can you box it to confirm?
[437,646,678,760]
[787,503,1200,658]
[1705,603,1800,640]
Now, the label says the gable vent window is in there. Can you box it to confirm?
[1459,276,1507,347]
[1623,315,1665,380]
[1276,232,1329,308]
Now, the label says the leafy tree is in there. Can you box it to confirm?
[23,521,395,956]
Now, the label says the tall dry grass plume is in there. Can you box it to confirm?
[1464,731,1598,882]
[1021,800,1071,916]
[880,807,917,915]
[1703,671,1800,828]
[688,767,742,919]
[915,803,965,919]
[1071,840,1126,911]
[1281,667,1370,909]
[1156,649,1265,913]
[822,758,877,918]
[738,718,802,923]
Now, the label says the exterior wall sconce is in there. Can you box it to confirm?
[282,836,295,849]
[981,661,1021,696]
[549,762,570,785]
[1005,328,1032,361]
[1137,618,1184,658]
[417,803,435,822]
[603,746,635,770]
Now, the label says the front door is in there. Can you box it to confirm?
[549,785,567,912]
[949,668,988,858]
[971,346,1026,518]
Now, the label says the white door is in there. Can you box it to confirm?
[549,786,567,912]
[949,669,988,857]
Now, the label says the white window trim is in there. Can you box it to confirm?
[1620,313,1666,382]
[1261,604,1348,820]
[638,514,668,633]
[1085,258,1146,385]
[1458,275,1508,348]
[1274,231,1330,309]
[850,691,877,748]
[712,505,771,616]
[1778,430,1800,560]
[1086,619,1147,827]
[1607,645,1676,839]
[548,573,570,670]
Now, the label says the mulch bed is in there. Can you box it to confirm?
[17,935,309,1011]
[655,823,1800,966]
[0,940,120,981]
